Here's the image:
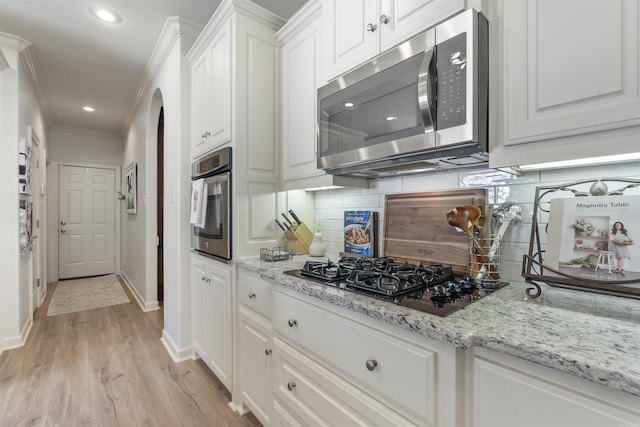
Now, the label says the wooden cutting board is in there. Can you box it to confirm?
[383,189,486,276]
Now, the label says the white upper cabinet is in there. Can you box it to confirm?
[324,0,465,80]
[489,0,640,169]
[279,3,324,185]
[190,20,232,159]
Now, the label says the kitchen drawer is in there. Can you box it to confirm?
[273,337,415,427]
[238,270,273,319]
[273,291,436,424]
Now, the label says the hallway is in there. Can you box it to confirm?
[0,278,261,426]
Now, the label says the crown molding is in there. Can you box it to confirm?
[187,0,284,61]
[20,44,51,129]
[121,16,201,136]
[275,0,322,44]
[0,49,8,71]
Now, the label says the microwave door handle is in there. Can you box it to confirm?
[418,47,436,131]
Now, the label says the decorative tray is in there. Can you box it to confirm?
[260,247,294,262]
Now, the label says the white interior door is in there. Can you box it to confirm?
[59,165,115,279]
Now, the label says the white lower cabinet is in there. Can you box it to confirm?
[273,337,416,426]
[272,289,463,427]
[237,270,274,426]
[239,308,273,426]
[469,348,640,427]
[190,254,232,391]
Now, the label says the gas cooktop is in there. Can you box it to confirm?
[284,256,507,316]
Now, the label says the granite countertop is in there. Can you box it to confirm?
[236,255,640,397]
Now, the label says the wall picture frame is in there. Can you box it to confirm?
[125,161,137,214]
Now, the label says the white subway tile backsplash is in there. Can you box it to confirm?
[402,170,459,192]
[312,164,640,283]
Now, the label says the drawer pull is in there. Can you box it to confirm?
[265,348,272,356]
[248,292,256,299]
[287,381,296,391]
[365,359,378,372]
[288,319,298,327]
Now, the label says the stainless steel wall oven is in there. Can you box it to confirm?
[190,147,232,261]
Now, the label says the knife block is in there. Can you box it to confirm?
[284,223,314,255]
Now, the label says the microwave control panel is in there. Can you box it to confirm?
[436,32,467,130]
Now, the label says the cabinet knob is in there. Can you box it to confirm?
[248,292,256,299]
[288,319,298,328]
[60,229,67,234]
[365,359,378,371]
[265,348,272,356]
[287,381,296,391]
[366,23,377,32]
[379,14,389,24]
[202,131,211,138]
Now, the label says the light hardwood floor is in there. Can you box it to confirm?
[0,277,261,427]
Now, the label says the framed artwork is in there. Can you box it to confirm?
[125,161,137,214]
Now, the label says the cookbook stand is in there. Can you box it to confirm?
[523,178,640,299]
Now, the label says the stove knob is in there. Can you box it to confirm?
[365,359,378,371]
[288,319,298,327]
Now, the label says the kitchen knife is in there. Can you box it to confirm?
[274,219,287,232]
[288,209,302,225]
[281,213,294,228]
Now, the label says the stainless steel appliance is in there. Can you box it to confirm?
[317,9,488,178]
[191,147,232,261]
[285,256,507,317]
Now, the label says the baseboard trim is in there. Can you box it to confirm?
[119,272,160,312]
[161,329,193,362]
[2,314,33,350]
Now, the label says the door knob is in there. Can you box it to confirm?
[60,220,66,225]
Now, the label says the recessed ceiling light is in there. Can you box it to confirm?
[83,106,95,112]
[89,5,123,24]
[344,102,354,107]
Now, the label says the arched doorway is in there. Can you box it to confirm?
[157,107,164,302]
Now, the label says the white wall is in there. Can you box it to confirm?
[48,128,122,165]
[0,36,48,349]
[120,17,200,359]
[314,161,640,283]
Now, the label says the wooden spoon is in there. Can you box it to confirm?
[446,209,500,280]
[462,205,482,232]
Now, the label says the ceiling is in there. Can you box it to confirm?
[0,0,306,137]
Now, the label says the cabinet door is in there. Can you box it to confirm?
[239,309,272,426]
[471,349,640,427]
[191,257,210,361]
[324,0,379,79]
[493,0,640,169]
[207,20,232,150]
[207,261,232,391]
[379,0,464,51]
[282,18,323,182]
[191,53,209,159]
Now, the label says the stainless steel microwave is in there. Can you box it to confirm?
[317,9,488,178]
